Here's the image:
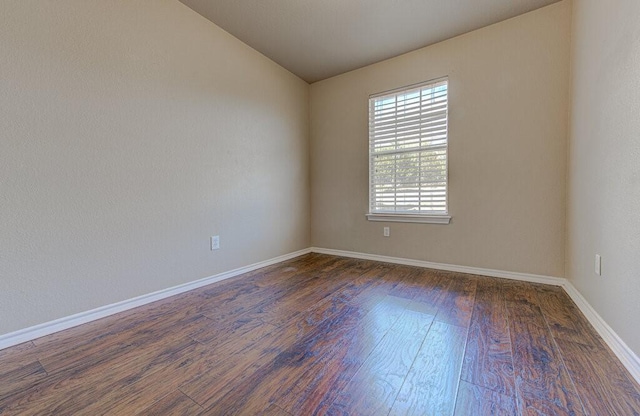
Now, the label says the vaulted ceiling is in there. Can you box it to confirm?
[180,0,562,83]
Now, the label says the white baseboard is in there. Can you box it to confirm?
[2,245,638,386]
[562,281,640,384]
[310,247,565,286]
[0,248,311,351]
[310,247,640,385]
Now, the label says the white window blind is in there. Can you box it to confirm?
[368,78,449,217]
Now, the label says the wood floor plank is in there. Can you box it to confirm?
[200,402,293,416]
[502,280,540,309]
[535,285,602,347]
[191,269,393,414]
[75,344,215,415]
[0,342,41,374]
[460,278,516,397]
[411,269,454,306]
[326,301,435,416]
[1,254,639,415]
[434,274,477,328]
[38,313,211,374]
[322,264,403,313]
[193,256,345,323]
[136,390,204,416]
[554,338,640,415]
[190,314,278,346]
[30,291,208,366]
[198,303,366,414]
[0,325,205,411]
[238,269,357,325]
[276,295,411,415]
[29,301,193,353]
[196,257,367,333]
[505,284,586,416]
[178,307,337,410]
[337,262,404,313]
[254,403,293,416]
[177,326,290,408]
[0,336,201,415]
[388,266,438,303]
[194,266,402,413]
[453,380,517,416]
[0,361,48,400]
[389,321,467,416]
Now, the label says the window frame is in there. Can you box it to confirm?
[366,77,451,225]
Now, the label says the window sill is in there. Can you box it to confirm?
[366,213,451,225]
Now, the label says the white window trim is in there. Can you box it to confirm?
[367,77,451,225]
[366,213,451,224]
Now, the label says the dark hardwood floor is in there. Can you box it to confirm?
[1,253,639,415]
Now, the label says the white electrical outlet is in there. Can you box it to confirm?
[383,227,390,237]
[211,235,220,250]
[595,254,601,276]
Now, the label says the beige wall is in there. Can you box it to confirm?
[567,0,640,355]
[8,0,638,362]
[310,2,571,277]
[0,1,310,335]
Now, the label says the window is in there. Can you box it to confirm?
[367,77,450,224]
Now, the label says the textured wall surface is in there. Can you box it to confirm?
[0,1,310,335]
[310,2,571,277]
[7,0,639,364]
[566,0,640,355]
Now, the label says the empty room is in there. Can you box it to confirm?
[1,0,639,414]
